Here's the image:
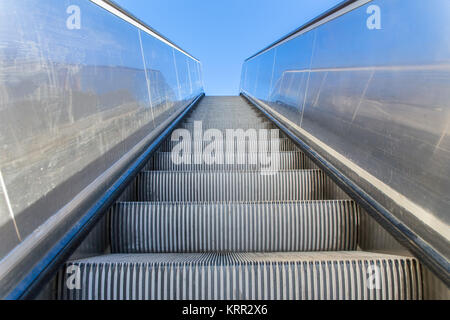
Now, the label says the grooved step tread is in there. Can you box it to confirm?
[59,252,422,300]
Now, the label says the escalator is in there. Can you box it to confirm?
[56,96,422,300]
[1,0,448,302]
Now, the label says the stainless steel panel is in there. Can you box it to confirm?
[0,0,203,262]
[422,266,450,300]
[241,0,450,260]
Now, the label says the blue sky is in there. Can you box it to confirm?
[114,0,342,95]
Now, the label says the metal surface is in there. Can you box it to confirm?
[357,207,450,299]
[53,96,426,300]
[58,252,422,300]
[2,0,445,301]
[157,138,298,152]
[241,0,450,282]
[243,92,450,288]
[135,170,348,202]
[110,201,359,253]
[145,152,317,171]
[0,0,203,299]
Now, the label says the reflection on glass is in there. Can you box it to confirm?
[0,0,203,257]
[241,0,450,254]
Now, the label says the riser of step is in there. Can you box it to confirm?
[134,170,349,202]
[177,122,281,131]
[185,112,266,118]
[186,118,266,122]
[110,201,359,253]
[144,152,316,171]
[157,139,298,152]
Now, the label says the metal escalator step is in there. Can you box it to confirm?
[185,115,266,120]
[56,97,426,301]
[185,110,266,116]
[135,170,348,202]
[157,138,298,152]
[178,121,278,130]
[186,105,260,112]
[58,252,422,300]
[184,116,269,123]
[110,200,359,253]
[144,152,316,171]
